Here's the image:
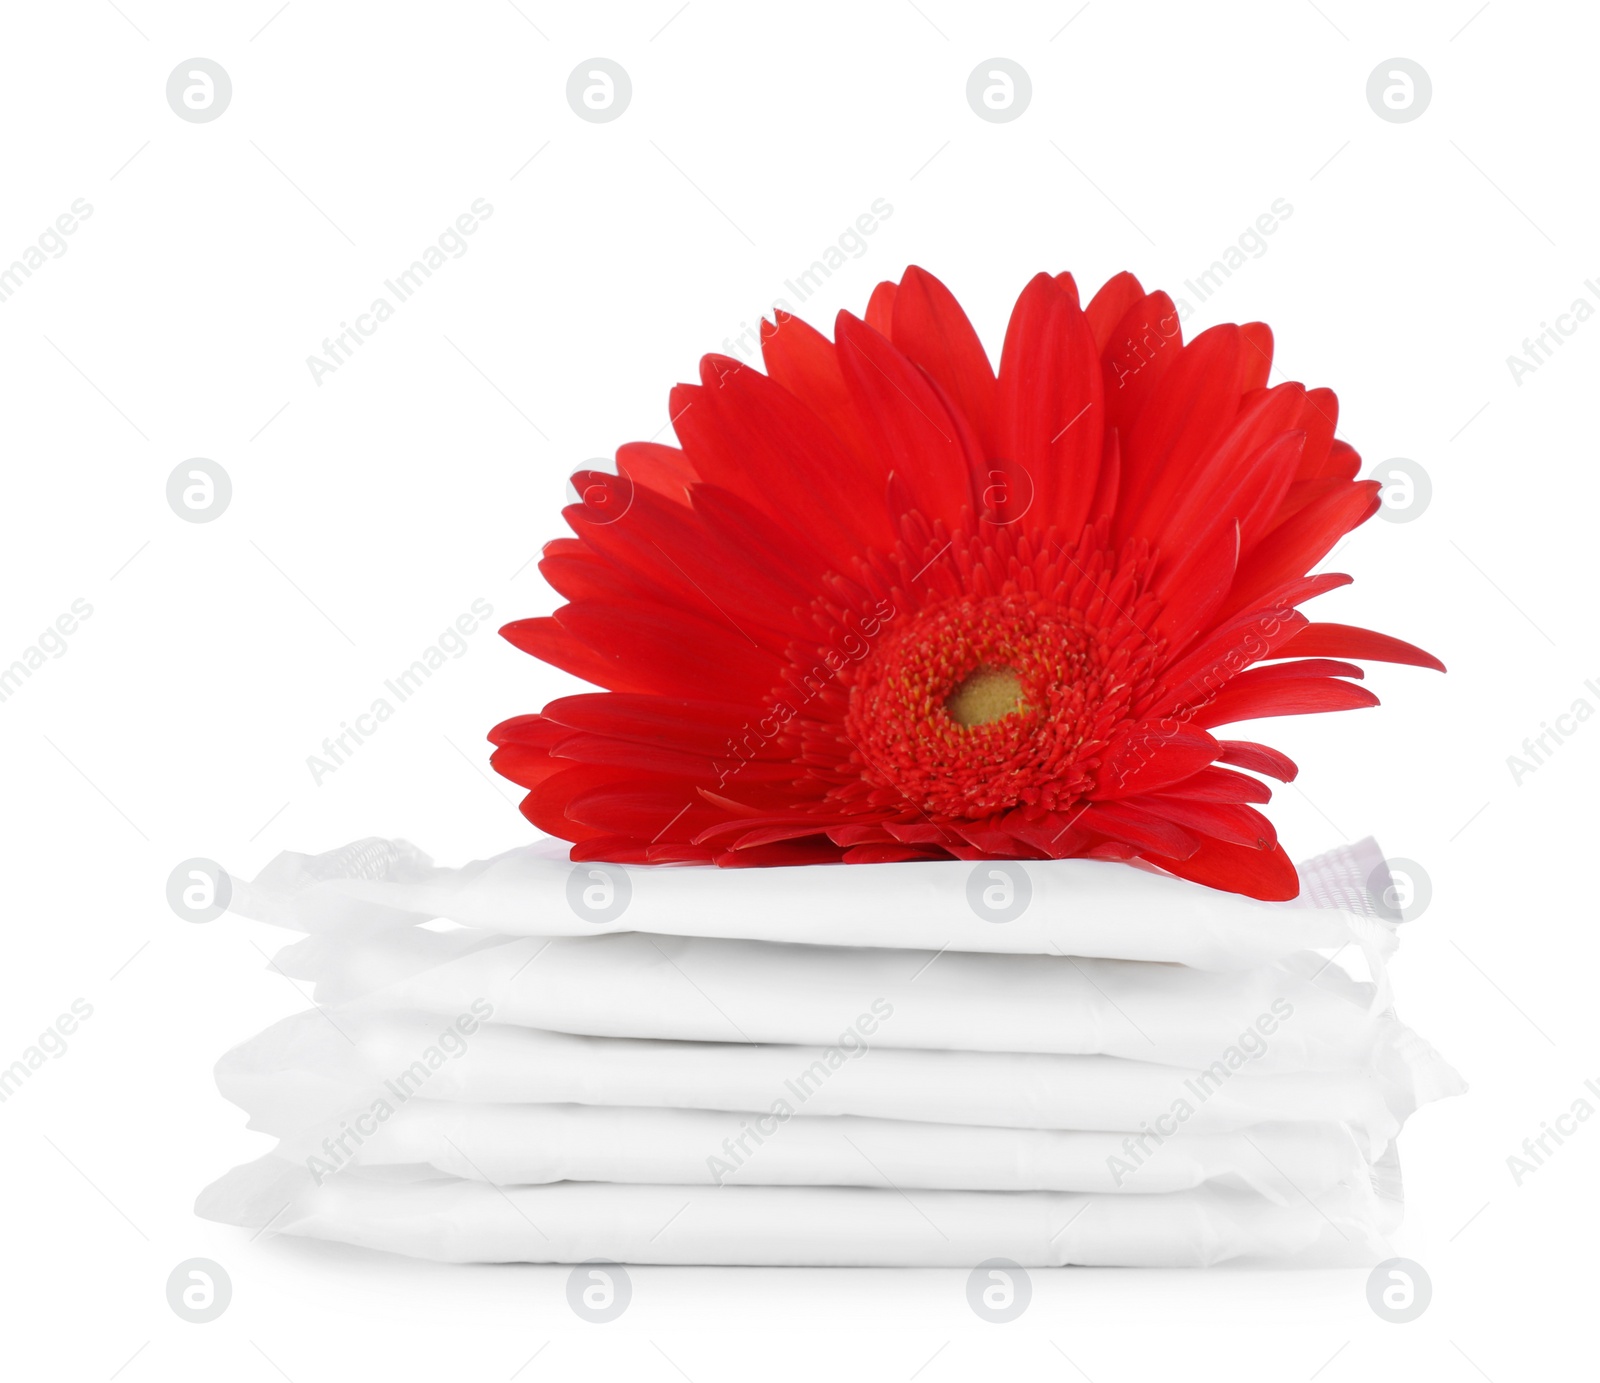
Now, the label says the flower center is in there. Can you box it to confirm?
[945,665,1026,727]
[838,589,1151,819]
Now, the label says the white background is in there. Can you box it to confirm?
[1,1,1594,1378]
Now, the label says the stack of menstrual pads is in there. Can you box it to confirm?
[198,836,1459,1266]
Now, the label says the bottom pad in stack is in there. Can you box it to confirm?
[197,836,1461,1267]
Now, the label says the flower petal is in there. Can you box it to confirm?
[891,265,998,451]
[1270,622,1445,672]
[1150,836,1300,900]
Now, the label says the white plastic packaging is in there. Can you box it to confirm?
[198,832,1459,1267]
[199,1153,1398,1267]
[232,835,1401,970]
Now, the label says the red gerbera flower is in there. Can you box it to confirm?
[490,268,1442,900]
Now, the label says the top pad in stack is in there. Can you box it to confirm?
[231,834,1400,971]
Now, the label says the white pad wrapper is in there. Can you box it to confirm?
[231,836,1402,971]
[275,929,1398,1072]
[199,1155,1398,1267]
[219,1011,1452,1158]
[271,1100,1377,1199]
[198,833,1460,1267]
